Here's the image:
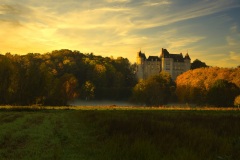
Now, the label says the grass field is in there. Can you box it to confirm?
[0,107,240,160]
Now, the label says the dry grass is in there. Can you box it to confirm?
[0,105,239,111]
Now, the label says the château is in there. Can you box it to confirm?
[136,48,191,80]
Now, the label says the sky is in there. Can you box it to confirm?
[0,0,240,67]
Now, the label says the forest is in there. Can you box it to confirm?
[0,50,137,105]
[0,50,239,107]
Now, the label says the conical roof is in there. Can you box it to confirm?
[184,53,191,60]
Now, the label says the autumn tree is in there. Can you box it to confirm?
[234,95,240,108]
[176,67,240,106]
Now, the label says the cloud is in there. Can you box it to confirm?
[105,0,130,2]
[226,24,240,46]
[0,4,31,25]
[229,51,240,61]
[230,24,238,33]
[142,0,172,6]
[166,36,206,49]
[130,0,240,29]
[226,36,237,46]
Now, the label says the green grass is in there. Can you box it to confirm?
[0,109,240,160]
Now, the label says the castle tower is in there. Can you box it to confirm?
[137,51,144,64]
[136,51,146,80]
[184,53,191,70]
[160,48,171,73]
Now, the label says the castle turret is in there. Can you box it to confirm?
[137,51,145,65]
[136,51,146,80]
[184,53,191,70]
[184,53,191,60]
[160,48,170,58]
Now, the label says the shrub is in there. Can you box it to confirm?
[207,79,239,107]
[132,72,174,106]
[234,95,240,108]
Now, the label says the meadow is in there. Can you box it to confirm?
[0,107,240,160]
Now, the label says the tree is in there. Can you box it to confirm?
[0,49,138,105]
[132,72,174,106]
[0,56,15,104]
[176,67,240,104]
[207,79,239,107]
[59,73,79,105]
[81,81,95,100]
[234,95,240,109]
[191,59,208,69]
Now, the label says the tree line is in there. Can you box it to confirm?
[131,60,240,107]
[0,50,239,107]
[0,50,137,105]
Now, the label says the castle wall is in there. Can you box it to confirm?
[136,62,144,80]
[144,60,161,78]
[171,62,185,80]
[161,58,172,77]
[184,59,191,71]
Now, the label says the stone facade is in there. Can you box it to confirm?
[136,48,191,80]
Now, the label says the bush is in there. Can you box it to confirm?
[234,95,240,108]
[207,79,239,107]
[132,72,174,106]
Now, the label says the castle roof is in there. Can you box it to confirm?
[160,48,170,58]
[138,48,190,62]
[160,48,185,62]
[147,56,160,61]
[138,51,146,60]
[184,53,191,60]
[169,54,184,62]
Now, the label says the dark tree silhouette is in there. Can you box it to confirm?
[207,79,239,107]
[191,59,208,69]
[132,72,174,106]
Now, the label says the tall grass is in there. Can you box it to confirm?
[0,109,240,159]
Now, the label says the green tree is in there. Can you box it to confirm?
[81,81,95,100]
[59,73,79,105]
[0,56,15,104]
[207,79,239,107]
[132,72,174,106]
[16,54,48,105]
[0,49,139,105]
[191,59,208,69]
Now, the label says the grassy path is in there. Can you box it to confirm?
[0,109,240,160]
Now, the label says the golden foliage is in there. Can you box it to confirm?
[176,67,240,104]
[176,67,240,89]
